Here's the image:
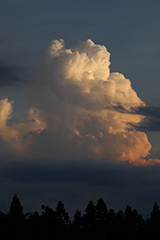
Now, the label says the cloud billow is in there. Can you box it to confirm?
[0,39,159,166]
[0,98,46,154]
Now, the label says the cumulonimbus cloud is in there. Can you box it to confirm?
[24,38,160,166]
[1,39,159,166]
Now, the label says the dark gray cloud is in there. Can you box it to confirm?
[1,159,160,190]
[0,60,25,86]
[0,160,133,187]
[0,160,160,191]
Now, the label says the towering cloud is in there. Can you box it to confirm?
[0,39,159,166]
[25,39,159,166]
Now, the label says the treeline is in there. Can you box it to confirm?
[0,194,160,240]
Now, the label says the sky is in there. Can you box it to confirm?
[0,0,160,218]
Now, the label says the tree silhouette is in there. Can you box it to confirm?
[114,210,124,239]
[150,202,160,223]
[9,193,24,221]
[1,194,160,240]
[145,202,160,239]
[123,205,144,240]
[83,200,96,227]
[95,198,108,239]
[39,205,56,239]
[72,210,82,240]
[6,194,25,240]
[55,201,71,240]
[55,201,70,225]
[82,201,97,240]
[96,198,108,224]
[73,209,82,227]
[106,208,116,238]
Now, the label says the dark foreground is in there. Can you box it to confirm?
[0,194,160,240]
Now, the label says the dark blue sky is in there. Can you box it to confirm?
[0,0,160,218]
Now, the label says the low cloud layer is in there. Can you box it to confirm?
[0,39,159,166]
